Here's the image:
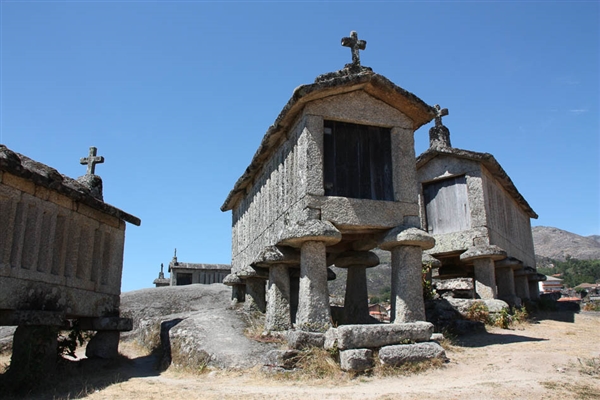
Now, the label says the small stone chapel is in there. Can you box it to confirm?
[221,32,438,332]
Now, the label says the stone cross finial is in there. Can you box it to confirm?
[341,31,366,66]
[434,104,449,127]
[80,146,104,175]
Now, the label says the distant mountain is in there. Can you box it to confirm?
[532,226,600,262]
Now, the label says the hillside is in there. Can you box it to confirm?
[532,226,600,261]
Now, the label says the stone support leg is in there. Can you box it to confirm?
[344,266,370,324]
[514,274,530,302]
[244,277,266,313]
[290,273,300,324]
[390,245,425,323]
[296,240,331,332]
[85,330,120,359]
[10,325,58,375]
[232,284,246,303]
[496,267,521,306]
[473,258,497,300]
[266,264,292,331]
[528,279,540,300]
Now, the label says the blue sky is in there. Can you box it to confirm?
[2,1,598,292]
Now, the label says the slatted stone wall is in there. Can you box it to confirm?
[482,169,535,266]
[0,173,126,317]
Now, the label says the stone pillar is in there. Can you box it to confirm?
[495,257,522,307]
[514,268,531,302]
[10,325,58,375]
[85,331,120,359]
[244,277,266,312]
[266,264,292,331]
[459,245,506,300]
[277,219,342,332]
[335,251,380,324]
[252,245,300,331]
[528,274,542,300]
[296,240,331,331]
[380,226,435,323]
[223,273,246,303]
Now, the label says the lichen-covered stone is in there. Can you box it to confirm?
[340,348,373,372]
[287,330,325,349]
[263,349,299,369]
[335,322,433,350]
[378,342,446,366]
[380,226,435,251]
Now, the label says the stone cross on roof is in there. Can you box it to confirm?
[434,104,449,127]
[341,31,367,66]
[80,146,104,175]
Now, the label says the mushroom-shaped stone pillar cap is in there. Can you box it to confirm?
[252,245,300,268]
[223,273,243,286]
[494,256,523,270]
[379,226,435,251]
[422,253,442,268]
[460,245,507,262]
[333,251,380,268]
[236,268,268,280]
[277,220,342,248]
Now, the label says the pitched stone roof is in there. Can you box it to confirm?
[168,262,231,272]
[416,146,538,219]
[0,145,141,226]
[221,67,436,212]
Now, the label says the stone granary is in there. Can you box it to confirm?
[416,110,541,306]
[221,31,438,333]
[167,249,230,286]
[0,145,140,371]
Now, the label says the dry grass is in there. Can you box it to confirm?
[541,380,599,399]
[577,357,600,378]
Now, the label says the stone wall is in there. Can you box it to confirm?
[0,172,126,317]
[482,168,536,266]
[231,114,314,274]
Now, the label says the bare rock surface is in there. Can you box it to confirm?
[533,226,600,261]
[120,284,277,369]
[0,327,16,353]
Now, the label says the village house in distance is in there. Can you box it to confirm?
[220,31,541,370]
[152,249,230,287]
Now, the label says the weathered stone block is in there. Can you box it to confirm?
[3,172,35,195]
[378,342,446,366]
[263,349,299,369]
[85,330,120,359]
[287,330,325,349]
[335,322,433,350]
[324,327,338,350]
[340,348,373,372]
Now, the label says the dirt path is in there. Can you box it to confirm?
[2,312,599,399]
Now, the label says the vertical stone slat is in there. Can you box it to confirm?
[10,202,28,269]
[51,215,68,276]
[76,224,92,279]
[36,208,56,273]
[91,228,104,285]
[100,231,112,285]
[0,192,18,271]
